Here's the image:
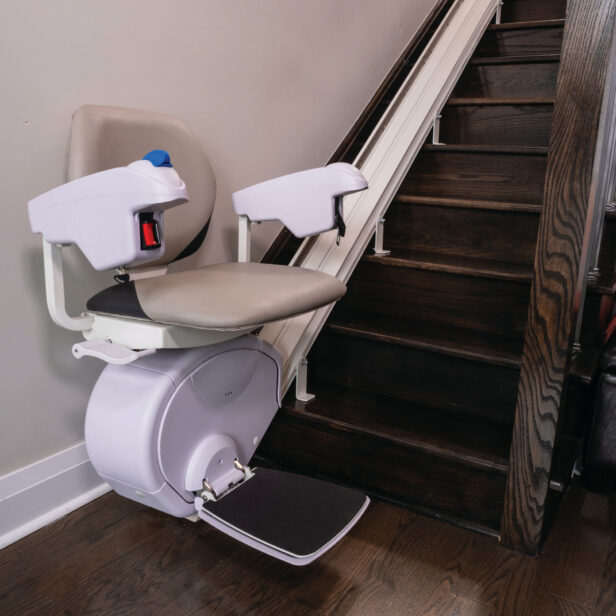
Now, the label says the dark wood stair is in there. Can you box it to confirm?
[262,379,509,533]
[257,0,612,543]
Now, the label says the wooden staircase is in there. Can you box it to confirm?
[257,0,616,548]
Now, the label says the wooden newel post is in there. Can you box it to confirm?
[500,0,616,554]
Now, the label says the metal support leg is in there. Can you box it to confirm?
[238,215,251,263]
[432,114,444,145]
[373,218,391,256]
[295,358,315,402]
[495,1,503,24]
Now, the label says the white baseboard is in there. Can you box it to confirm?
[0,442,110,550]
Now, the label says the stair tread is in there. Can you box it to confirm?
[326,310,524,367]
[282,379,510,472]
[363,251,533,282]
[393,194,542,213]
[570,348,602,385]
[487,19,565,31]
[422,144,549,155]
[595,270,616,296]
[447,97,555,106]
[470,53,560,65]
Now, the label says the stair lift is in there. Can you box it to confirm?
[28,105,370,566]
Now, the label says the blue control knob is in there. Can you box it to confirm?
[143,149,173,168]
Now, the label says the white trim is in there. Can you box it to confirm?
[0,442,110,549]
[260,0,499,394]
[83,314,252,350]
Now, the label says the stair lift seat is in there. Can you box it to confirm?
[28,105,370,566]
[86,262,346,330]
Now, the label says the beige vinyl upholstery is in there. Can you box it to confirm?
[69,104,216,267]
[133,263,346,330]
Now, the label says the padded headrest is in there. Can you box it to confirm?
[69,104,216,267]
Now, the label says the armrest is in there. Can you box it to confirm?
[231,163,368,238]
[28,152,188,271]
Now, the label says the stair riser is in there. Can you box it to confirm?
[598,218,616,270]
[501,0,567,22]
[477,26,563,58]
[312,331,520,424]
[453,62,559,99]
[579,294,605,348]
[402,150,547,203]
[384,202,539,264]
[257,411,506,531]
[336,260,531,337]
[440,104,553,147]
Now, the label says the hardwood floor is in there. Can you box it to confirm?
[0,482,614,615]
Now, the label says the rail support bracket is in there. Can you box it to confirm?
[373,217,391,256]
[295,357,315,402]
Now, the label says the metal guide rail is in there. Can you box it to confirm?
[259,0,502,397]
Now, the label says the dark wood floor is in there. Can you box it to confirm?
[0,482,614,616]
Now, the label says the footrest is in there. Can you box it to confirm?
[196,468,369,566]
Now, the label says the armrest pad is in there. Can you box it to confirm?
[28,159,188,270]
[232,163,368,238]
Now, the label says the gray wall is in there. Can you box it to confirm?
[0,0,436,475]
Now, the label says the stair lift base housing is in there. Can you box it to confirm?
[84,334,369,565]
[85,335,282,518]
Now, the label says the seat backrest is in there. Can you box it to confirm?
[69,104,216,268]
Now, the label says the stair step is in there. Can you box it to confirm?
[478,22,564,57]
[311,330,520,427]
[598,218,616,270]
[469,53,560,66]
[401,148,547,204]
[288,381,510,471]
[422,144,548,155]
[363,252,532,282]
[381,201,539,265]
[257,380,509,532]
[326,311,523,367]
[393,194,542,213]
[337,257,530,338]
[447,97,555,105]
[595,271,616,296]
[453,60,559,99]
[570,348,603,385]
[439,102,554,147]
[488,19,566,31]
[500,0,567,23]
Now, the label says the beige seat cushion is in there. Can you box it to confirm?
[87,263,346,330]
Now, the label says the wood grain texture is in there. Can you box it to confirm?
[452,61,559,99]
[382,200,540,264]
[1,481,612,615]
[259,394,508,531]
[500,0,567,23]
[439,103,554,147]
[311,328,520,424]
[500,0,616,554]
[478,23,564,57]
[595,523,616,616]
[401,149,547,204]
[335,258,531,337]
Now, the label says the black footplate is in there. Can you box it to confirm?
[197,468,370,565]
